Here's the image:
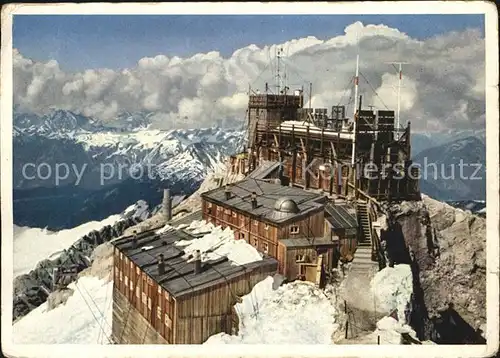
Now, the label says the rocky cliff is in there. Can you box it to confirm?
[383,194,486,343]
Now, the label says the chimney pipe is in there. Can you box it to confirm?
[131,231,138,249]
[251,192,257,209]
[224,185,232,200]
[193,250,202,274]
[158,253,165,275]
[163,189,172,222]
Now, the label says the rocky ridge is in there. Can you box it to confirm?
[13,204,151,321]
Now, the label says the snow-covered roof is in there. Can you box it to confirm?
[278,120,355,140]
[112,223,278,298]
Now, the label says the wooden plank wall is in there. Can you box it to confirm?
[203,202,326,276]
[174,264,274,344]
[203,202,280,258]
[113,247,176,344]
[112,288,168,344]
[278,211,324,240]
[324,222,357,261]
[284,246,333,280]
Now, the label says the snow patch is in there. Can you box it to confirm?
[122,200,149,221]
[371,264,413,324]
[175,220,262,265]
[205,276,338,344]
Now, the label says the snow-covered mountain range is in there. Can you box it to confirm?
[414,136,486,201]
[14,110,244,189]
[13,110,244,229]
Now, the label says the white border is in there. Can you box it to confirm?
[1,2,498,358]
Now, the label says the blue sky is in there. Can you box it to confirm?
[14,14,484,72]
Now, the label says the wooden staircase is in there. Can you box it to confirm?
[357,202,372,247]
[350,201,379,273]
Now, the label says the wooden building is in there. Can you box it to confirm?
[324,201,359,261]
[242,90,421,202]
[111,228,278,344]
[200,178,339,282]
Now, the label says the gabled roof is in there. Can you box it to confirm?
[324,202,358,229]
[201,178,326,225]
[112,229,277,298]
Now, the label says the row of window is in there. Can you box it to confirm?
[115,265,172,329]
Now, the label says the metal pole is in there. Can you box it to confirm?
[309,82,312,110]
[351,54,360,167]
[396,63,402,136]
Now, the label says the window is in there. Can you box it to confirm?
[239,232,245,240]
[232,212,237,218]
[142,292,147,304]
[158,286,162,294]
[115,269,119,278]
[252,238,258,247]
[165,291,170,300]
[264,224,269,230]
[207,202,212,209]
[147,297,152,309]
[130,281,134,291]
[125,276,128,286]
[120,252,123,259]
[157,306,162,319]
[224,208,231,214]
[119,271,123,281]
[130,261,133,268]
[290,225,300,234]
[136,286,140,297]
[296,254,305,262]
[136,267,140,275]
[263,242,269,254]
[217,206,222,212]
[253,220,258,226]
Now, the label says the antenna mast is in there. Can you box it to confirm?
[276,47,284,93]
[386,61,409,138]
[351,54,360,167]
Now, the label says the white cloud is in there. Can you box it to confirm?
[13,21,485,131]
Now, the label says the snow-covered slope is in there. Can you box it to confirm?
[13,201,149,277]
[14,215,121,277]
[13,276,113,344]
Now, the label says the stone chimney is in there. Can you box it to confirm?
[163,189,172,222]
[193,250,202,274]
[251,191,258,209]
[158,253,165,275]
[224,185,232,200]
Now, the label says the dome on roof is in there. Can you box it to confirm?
[274,197,300,214]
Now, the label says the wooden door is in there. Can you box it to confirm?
[277,243,286,275]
